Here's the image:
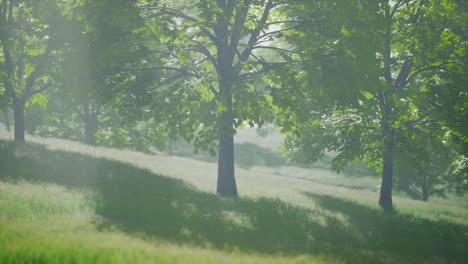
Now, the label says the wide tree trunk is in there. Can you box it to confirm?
[217,109,238,197]
[214,10,239,197]
[13,98,25,143]
[379,131,394,210]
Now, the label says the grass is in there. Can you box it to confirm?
[169,127,467,208]
[0,135,468,263]
[1,183,334,264]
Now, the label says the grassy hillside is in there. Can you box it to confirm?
[0,132,468,263]
[3,181,352,264]
[168,127,467,208]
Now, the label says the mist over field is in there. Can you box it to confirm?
[1,0,467,263]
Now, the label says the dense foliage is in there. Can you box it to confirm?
[0,0,466,206]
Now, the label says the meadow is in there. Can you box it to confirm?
[0,130,467,263]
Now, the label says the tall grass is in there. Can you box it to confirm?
[1,139,467,263]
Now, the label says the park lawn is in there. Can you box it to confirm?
[0,132,467,263]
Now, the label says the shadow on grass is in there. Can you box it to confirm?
[303,192,468,262]
[0,140,467,263]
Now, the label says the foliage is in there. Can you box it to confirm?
[138,0,287,152]
[394,128,457,201]
[53,0,155,146]
[274,0,468,208]
[0,0,64,141]
[15,0,170,151]
[136,0,302,196]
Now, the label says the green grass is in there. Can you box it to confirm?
[1,182,338,264]
[169,127,467,208]
[0,136,467,263]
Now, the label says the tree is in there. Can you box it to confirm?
[0,0,62,143]
[394,126,457,201]
[274,0,467,209]
[141,0,297,196]
[57,0,148,145]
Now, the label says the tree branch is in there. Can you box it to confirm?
[390,0,410,19]
[394,56,413,89]
[30,82,53,97]
[257,25,300,41]
[252,45,299,54]
[237,0,274,67]
[147,72,193,91]
[145,7,217,43]
[407,63,453,83]
[187,39,218,69]
[229,0,250,50]
[266,19,324,25]
[239,61,291,78]
[122,66,201,78]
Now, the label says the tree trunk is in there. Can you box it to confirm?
[420,173,429,201]
[379,131,394,210]
[83,101,98,145]
[422,188,429,201]
[214,7,239,197]
[84,116,97,145]
[4,110,10,132]
[217,109,238,197]
[13,98,25,143]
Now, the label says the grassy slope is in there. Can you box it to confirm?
[1,182,336,264]
[0,130,467,263]
[171,127,467,208]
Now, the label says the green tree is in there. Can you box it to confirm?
[58,0,148,145]
[24,0,168,152]
[141,0,297,196]
[275,0,467,209]
[0,0,62,142]
[394,127,458,201]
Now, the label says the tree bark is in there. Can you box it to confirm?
[420,172,430,201]
[83,102,98,145]
[13,98,25,143]
[84,117,97,145]
[422,187,429,201]
[379,7,395,210]
[216,109,238,197]
[379,127,394,210]
[4,110,10,132]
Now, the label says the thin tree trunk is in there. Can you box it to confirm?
[13,98,25,143]
[420,172,429,201]
[379,130,394,210]
[82,101,98,145]
[4,110,10,132]
[217,109,238,197]
[84,117,96,145]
